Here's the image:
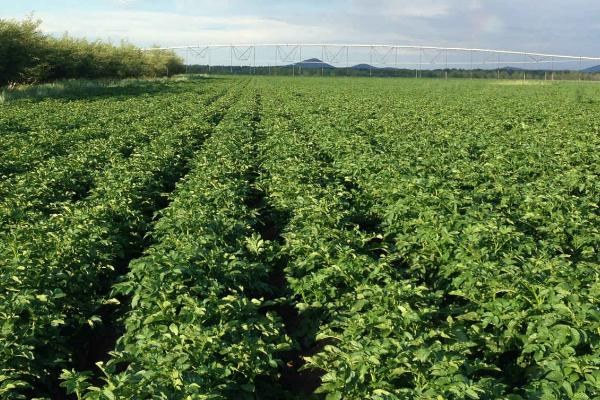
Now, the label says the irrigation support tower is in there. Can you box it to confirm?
[144,44,600,77]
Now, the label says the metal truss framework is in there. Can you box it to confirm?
[146,44,600,75]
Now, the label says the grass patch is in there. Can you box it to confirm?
[0,74,209,104]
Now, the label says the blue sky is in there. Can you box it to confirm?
[3,0,600,58]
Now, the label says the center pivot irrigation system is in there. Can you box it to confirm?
[146,44,600,78]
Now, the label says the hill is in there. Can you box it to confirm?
[351,63,379,70]
[502,66,526,71]
[583,65,600,73]
[292,58,335,69]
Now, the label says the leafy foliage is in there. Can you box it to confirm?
[1,77,598,399]
[0,78,243,398]
[0,17,183,86]
[70,89,291,400]
[254,78,599,399]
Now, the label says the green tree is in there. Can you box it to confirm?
[0,17,46,85]
[0,17,185,86]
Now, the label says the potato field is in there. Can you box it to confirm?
[0,76,599,399]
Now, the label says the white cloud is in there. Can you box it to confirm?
[33,10,338,46]
[351,0,450,18]
[5,0,600,58]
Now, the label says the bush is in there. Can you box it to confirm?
[0,18,46,85]
[0,17,184,86]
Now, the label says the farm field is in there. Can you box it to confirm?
[0,76,599,399]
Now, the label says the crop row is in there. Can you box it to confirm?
[0,79,245,399]
[256,89,435,400]
[318,87,599,399]
[256,78,599,399]
[0,81,215,178]
[2,77,598,399]
[61,88,291,399]
[0,83,228,231]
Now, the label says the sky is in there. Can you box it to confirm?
[3,0,600,64]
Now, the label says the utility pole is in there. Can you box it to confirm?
[370,46,373,77]
[445,49,448,79]
[322,45,324,77]
[419,48,422,78]
[470,50,473,80]
[497,54,500,80]
[185,48,188,75]
[395,47,398,78]
[299,46,302,75]
[346,46,350,76]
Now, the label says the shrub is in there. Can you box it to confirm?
[0,17,184,86]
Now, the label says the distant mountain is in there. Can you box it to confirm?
[351,63,378,70]
[292,58,335,69]
[583,65,600,73]
[282,60,598,73]
[502,66,526,71]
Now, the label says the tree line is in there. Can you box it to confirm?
[187,65,600,81]
[0,17,184,86]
